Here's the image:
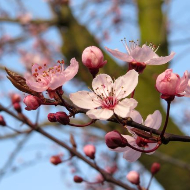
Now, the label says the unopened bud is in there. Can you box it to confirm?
[82,46,107,77]
[55,112,70,125]
[151,162,160,175]
[23,95,41,111]
[48,113,57,122]
[0,115,6,126]
[83,145,96,159]
[13,103,22,113]
[10,93,21,104]
[105,130,128,149]
[50,155,62,165]
[126,171,140,185]
[73,175,83,183]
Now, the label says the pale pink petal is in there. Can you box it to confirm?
[25,73,49,92]
[176,71,189,94]
[105,47,133,62]
[48,73,66,90]
[145,143,157,155]
[114,98,138,118]
[144,110,162,130]
[86,108,113,120]
[146,52,175,65]
[70,91,101,109]
[184,80,190,97]
[113,70,139,100]
[63,58,79,81]
[92,74,113,97]
[131,46,157,63]
[129,110,143,124]
[123,148,142,162]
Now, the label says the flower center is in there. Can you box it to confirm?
[101,96,118,110]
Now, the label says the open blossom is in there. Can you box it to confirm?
[156,69,190,100]
[111,110,162,162]
[25,58,78,92]
[105,40,175,73]
[70,70,138,120]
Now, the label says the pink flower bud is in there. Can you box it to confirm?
[156,69,189,101]
[73,175,83,183]
[55,112,70,125]
[10,93,21,104]
[0,115,6,126]
[151,162,160,175]
[13,103,22,113]
[82,46,107,77]
[50,155,62,165]
[105,130,128,149]
[126,171,140,185]
[48,113,57,122]
[83,145,96,159]
[23,95,41,110]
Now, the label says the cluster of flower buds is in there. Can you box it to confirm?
[10,93,22,113]
[48,112,70,125]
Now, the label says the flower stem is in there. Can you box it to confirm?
[69,120,96,127]
[160,101,171,139]
[147,174,153,190]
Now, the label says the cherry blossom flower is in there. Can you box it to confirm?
[70,70,138,120]
[25,58,79,92]
[105,40,175,73]
[112,110,162,162]
[156,69,190,100]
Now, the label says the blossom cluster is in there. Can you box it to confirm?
[8,41,190,163]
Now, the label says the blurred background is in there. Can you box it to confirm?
[1,0,190,189]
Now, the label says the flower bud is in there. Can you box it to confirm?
[105,130,128,149]
[73,175,83,183]
[126,171,140,185]
[82,46,107,77]
[23,95,41,110]
[151,162,160,175]
[83,144,96,159]
[10,93,21,104]
[156,69,189,101]
[13,103,22,113]
[55,112,70,125]
[0,115,6,126]
[48,113,57,122]
[50,155,62,165]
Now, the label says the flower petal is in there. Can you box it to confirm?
[63,58,79,81]
[114,98,138,118]
[145,143,157,155]
[129,110,143,124]
[131,45,157,63]
[70,91,101,109]
[123,148,142,162]
[86,109,113,120]
[25,73,49,92]
[105,47,133,62]
[176,71,189,94]
[184,80,190,97]
[144,110,162,130]
[146,52,175,65]
[113,69,139,100]
[92,74,113,98]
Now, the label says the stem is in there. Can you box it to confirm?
[131,89,135,98]
[160,101,171,138]
[69,120,96,127]
[6,125,22,134]
[147,174,153,190]
[127,142,161,153]
[137,184,143,190]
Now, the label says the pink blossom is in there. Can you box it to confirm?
[112,110,162,162]
[25,58,78,92]
[126,171,140,185]
[82,46,107,69]
[105,40,175,73]
[83,144,96,159]
[70,70,138,120]
[156,69,190,100]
